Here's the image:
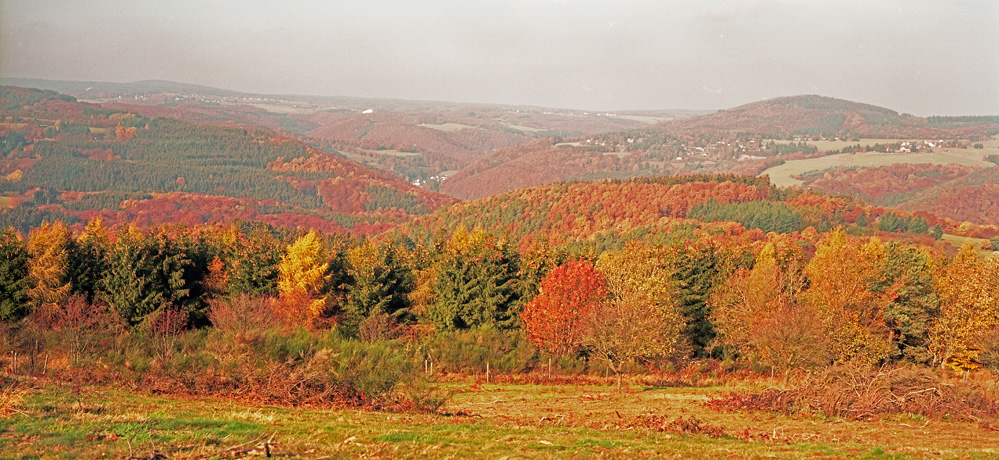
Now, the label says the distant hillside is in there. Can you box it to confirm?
[5,78,677,188]
[406,173,999,255]
[0,86,456,234]
[801,163,999,227]
[656,95,999,139]
[439,95,999,200]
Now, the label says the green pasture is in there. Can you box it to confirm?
[763,151,997,187]
[3,381,998,459]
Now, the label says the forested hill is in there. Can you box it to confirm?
[655,95,999,138]
[0,86,456,234]
[800,164,999,227]
[403,174,998,254]
[438,95,999,201]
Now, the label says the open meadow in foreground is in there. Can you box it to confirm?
[4,376,999,459]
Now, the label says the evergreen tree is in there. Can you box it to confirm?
[99,226,192,326]
[428,229,521,330]
[68,218,109,303]
[0,227,29,322]
[343,240,413,335]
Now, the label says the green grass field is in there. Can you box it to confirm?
[4,380,998,459]
[763,151,997,188]
[419,122,481,132]
[765,137,999,187]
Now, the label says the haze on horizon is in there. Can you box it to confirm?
[2,0,997,116]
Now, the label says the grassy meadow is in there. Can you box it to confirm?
[763,137,999,187]
[4,375,999,459]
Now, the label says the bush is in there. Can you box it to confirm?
[208,294,275,336]
[421,328,542,375]
[708,364,999,421]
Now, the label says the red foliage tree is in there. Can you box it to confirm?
[520,260,607,356]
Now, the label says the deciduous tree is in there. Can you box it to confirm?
[929,245,999,368]
[521,259,607,356]
[803,229,892,364]
[26,221,73,310]
[588,242,685,388]
[711,242,828,370]
[276,230,330,326]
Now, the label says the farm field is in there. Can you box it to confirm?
[418,122,482,132]
[763,150,997,187]
[4,380,999,459]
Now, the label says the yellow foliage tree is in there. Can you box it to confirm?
[803,229,892,364]
[589,242,685,388]
[277,230,330,326]
[26,221,73,312]
[929,245,999,368]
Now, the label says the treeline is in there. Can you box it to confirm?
[3,216,998,375]
[0,86,76,110]
[416,175,881,252]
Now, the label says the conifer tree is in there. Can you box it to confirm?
[26,221,73,311]
[0,227,29,322]
[343,240,413,335]
[276,230,330,325]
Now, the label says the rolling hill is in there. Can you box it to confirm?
[653,95,997,138]
[406,173,999,256]
[800,163,999,227]
[0,86,456,234]
[3,78,693,189]
[440,95,999,203]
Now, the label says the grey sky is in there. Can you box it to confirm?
[2,0,997,115]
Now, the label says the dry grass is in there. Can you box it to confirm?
[708,365,999,422]
[0,377,26,417]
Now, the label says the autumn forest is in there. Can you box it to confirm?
[3,83,999,458]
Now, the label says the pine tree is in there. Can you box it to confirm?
[26,221,73,310]
[427,229,521,330]
[0,227,29,322]
[343,240,413,335]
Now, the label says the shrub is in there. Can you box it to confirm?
[421,328,541,375]
[208,294,275,336]
[708,364,999,421]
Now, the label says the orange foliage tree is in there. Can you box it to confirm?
[276,230,330,326]
[521,260,607,356]
[710,242,828,370]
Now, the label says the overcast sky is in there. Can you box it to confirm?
[2,0,997,115]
